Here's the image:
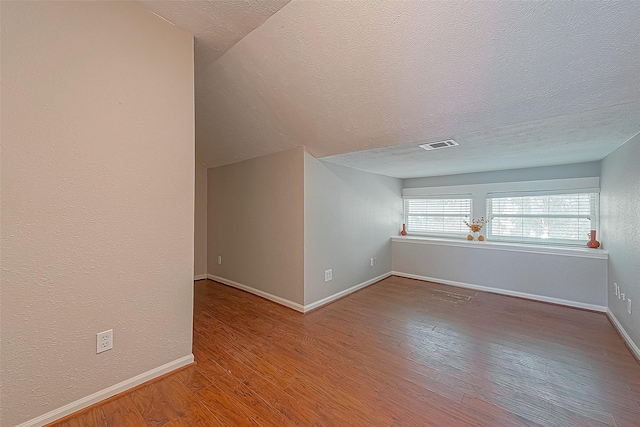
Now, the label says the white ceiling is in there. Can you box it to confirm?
[138,0,290,67]
[139,0,640,179]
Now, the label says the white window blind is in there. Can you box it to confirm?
[404,197,471,237]
[487,192,598,245]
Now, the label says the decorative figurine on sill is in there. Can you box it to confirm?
[464,217,489,241]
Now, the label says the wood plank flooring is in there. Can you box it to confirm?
[48,276,640,426]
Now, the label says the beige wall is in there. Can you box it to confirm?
[0,2,194,426]
[194,162,208,278]
[207,147,304,304]
[303,153,402,306]
[601,133,640,350]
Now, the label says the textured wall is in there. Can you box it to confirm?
[303,153,402,306]
[207,147,304,304]
[601,133,640,347]
[404,161,601,188]
[194,162,208,278]
[0,2,194,425]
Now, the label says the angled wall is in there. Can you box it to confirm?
[304,153,402,308]
[206,148,401,311]
[207,147,305,306]
[0,2,194,425]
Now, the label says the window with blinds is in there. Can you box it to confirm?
[404,197,471,237]
[487,192,598,245]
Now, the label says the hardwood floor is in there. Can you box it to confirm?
[49,276,640,426]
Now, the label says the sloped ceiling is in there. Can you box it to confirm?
[138,0,290,67]
[141,0,640,178]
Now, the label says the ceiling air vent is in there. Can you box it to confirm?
[419,139,459,151]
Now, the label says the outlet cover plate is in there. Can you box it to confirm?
[97,329,113,354]
[324,269,333,282]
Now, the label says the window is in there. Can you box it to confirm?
[404,197,471,237]
[487,192,598,245]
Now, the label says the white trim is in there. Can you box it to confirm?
[207,274,305,312]
[606,308,640,361]
[391,271,607,312]
[193,274,207,281]
[207,273,391,313]
[391,236,608,260]
[303,272,392,312]
[403,177,600,198]
[16,354,194,427]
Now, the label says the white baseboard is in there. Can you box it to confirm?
[193,274,207,281]
[391,271,607,312]
[207,273,391,313]
[207,274,305,312]
[303,272,392,312]
[606,308,640,361]
[16,354,194,427]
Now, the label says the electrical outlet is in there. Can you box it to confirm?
[96,329,113,354]
[628,299,632,315]
[621,293,626,301]
[217,256,222,265]
[370,258,375,267]
[324,269,333,282]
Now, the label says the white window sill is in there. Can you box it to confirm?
[391,235,608,260]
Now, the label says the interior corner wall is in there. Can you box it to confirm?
[303,153,403,306]
[0,2,195,426]
[207,147,305,305]
[194,162,208,278]
[601,133,640,350]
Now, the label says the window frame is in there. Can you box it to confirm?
[485,190,599,246]
[401,177,600,247]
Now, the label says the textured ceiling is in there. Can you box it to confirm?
[323,102,640,179]
[142,0,640,178]
[137,0,290,67]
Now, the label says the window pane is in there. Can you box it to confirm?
[404,198,471,236]
[490,194,594,216]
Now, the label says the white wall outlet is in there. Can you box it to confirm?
[324,269,333,282]
[217,256,222,265]
[628,299,632,315]
[96,329,113,354]
[621,293,626,301]
[370,258,375,267]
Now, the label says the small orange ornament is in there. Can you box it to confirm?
[587,230,600,248]
[478,235,485,241]
[467,235,473,241]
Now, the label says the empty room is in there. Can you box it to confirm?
[2,1,640,426]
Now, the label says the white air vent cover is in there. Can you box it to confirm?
[419,139,459,151]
